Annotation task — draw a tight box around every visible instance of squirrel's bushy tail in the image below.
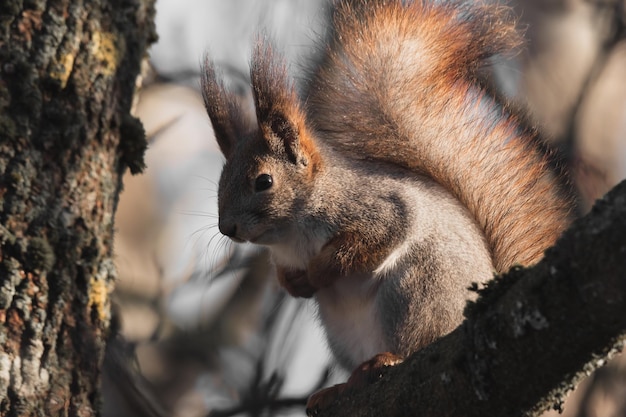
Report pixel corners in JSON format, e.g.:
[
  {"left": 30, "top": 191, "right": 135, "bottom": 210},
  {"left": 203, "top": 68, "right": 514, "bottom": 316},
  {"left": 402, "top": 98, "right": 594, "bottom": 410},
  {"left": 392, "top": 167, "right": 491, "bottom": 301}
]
[{"left": 306, "top": 0, "right": 574, "bottom": 272}]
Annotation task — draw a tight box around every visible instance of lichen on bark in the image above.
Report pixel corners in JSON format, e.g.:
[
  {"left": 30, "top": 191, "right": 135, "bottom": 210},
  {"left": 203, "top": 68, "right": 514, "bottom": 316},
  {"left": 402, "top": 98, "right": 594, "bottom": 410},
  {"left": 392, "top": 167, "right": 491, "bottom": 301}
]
[{"left": 0, "top": 0, "right": 156, "bottom": 415}]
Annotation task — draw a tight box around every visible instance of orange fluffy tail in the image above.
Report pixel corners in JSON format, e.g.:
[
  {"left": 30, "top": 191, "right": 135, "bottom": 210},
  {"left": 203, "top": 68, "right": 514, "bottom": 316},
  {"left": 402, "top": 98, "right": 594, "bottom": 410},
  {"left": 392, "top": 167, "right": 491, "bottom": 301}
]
[{"left": 305, "top": 0, "right": 575, "bottom": 272}]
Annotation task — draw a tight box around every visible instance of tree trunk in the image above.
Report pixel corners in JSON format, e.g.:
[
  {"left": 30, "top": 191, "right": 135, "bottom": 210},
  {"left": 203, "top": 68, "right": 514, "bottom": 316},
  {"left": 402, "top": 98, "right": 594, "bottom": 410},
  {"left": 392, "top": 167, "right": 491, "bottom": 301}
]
[{"left": 0, "top": 0, "right": 156, "bottom": 416}]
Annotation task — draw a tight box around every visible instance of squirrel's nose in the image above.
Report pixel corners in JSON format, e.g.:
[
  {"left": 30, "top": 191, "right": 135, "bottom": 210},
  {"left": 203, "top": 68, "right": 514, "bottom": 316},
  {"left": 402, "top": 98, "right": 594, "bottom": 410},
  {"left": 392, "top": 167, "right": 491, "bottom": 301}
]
[{"left": 218, "top": 220, "right": 237, "bottom": 239}]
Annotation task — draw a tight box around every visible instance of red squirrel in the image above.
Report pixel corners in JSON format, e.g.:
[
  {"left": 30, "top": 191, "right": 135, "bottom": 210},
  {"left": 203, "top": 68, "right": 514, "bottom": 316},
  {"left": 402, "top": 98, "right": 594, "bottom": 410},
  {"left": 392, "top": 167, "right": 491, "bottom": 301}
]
[{"left": 201, "top": 0, "right": 575, "bottom": 412}]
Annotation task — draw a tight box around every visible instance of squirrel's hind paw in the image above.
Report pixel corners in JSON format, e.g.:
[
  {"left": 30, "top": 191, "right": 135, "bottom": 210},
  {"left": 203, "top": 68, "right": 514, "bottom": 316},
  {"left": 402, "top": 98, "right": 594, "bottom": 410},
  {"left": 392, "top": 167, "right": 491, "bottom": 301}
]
[{"left": 306, "top": 352, "right": 404, "bottom": 415}]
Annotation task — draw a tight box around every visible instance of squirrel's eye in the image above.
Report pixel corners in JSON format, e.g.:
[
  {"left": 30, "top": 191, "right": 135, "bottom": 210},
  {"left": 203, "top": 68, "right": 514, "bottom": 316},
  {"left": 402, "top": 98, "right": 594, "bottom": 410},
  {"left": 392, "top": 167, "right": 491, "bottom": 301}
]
[{"left": 254, "top": 174, "right": 273, "bottom": 192}]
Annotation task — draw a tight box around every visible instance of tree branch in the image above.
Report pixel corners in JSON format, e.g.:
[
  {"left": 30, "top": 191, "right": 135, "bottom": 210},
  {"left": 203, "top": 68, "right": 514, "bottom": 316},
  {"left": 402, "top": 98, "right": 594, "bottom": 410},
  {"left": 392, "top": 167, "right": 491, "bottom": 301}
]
[{"left": 312, "top": 180, "right": 626, "bottom": 417}]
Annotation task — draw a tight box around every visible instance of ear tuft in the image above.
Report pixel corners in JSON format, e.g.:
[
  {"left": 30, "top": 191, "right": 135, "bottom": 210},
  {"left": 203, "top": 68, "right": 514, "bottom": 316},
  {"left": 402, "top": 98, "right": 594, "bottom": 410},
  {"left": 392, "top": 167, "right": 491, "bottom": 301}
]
[
  {"left": 251, "top": 38, "right": 321, "bottom": 170},
  {"left": 201, "top": 55, "right": 253, "bottom": 159},
  {"left": 250, "top": 38, "right": 297, "bottom": 125}
]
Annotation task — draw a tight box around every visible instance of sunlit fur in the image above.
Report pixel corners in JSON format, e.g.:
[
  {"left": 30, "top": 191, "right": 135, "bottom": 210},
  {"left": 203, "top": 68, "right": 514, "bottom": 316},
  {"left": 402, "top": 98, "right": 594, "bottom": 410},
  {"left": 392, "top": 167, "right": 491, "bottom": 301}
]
[
  {"left": 306, "top": 0, "right": 575, "bottom": 272},
  {"left": 201, "top": 0, "right": 575, "bottom": 370}
]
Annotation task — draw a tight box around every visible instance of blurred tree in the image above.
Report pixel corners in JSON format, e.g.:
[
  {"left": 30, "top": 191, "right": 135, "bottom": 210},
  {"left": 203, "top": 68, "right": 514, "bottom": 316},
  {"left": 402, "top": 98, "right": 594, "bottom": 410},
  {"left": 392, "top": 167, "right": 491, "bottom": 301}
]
[{"left": 0, "top": 0, "right": 156, "bottom": 415}]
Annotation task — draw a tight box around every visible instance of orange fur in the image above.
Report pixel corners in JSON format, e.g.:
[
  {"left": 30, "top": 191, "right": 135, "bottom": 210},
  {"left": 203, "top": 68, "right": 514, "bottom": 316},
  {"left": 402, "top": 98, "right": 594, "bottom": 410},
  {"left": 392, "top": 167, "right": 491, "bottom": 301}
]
[{"left": 306, "top": 0, "right": 574, "bottom": 272}]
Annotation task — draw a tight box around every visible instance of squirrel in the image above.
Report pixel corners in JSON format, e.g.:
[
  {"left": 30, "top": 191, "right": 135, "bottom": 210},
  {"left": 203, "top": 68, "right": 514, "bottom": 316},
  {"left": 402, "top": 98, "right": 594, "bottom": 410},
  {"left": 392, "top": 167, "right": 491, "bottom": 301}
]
[{"left": 201, "top": 0, "right": 575, "bottom": 411}]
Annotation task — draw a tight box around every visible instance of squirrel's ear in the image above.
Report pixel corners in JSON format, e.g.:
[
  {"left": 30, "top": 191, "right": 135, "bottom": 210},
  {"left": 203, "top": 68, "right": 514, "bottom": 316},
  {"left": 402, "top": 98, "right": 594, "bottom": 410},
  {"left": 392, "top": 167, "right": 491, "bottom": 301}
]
[
  {"left": 201, "top": 56, "right": 252, "bottom": 159},
  {"left": 251, "top": 39, "right": 320, "bottom": 169}
]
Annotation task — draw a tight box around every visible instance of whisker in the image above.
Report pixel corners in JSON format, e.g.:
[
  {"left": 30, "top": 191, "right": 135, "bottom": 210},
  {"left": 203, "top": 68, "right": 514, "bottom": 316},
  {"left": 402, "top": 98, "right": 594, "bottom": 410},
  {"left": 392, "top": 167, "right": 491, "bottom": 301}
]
[
  {"left": 189, "top": 174, "right": 220, "bottom": 188},
  {"left": 178, "top": 210, "right": 220, "bottom": 219}
]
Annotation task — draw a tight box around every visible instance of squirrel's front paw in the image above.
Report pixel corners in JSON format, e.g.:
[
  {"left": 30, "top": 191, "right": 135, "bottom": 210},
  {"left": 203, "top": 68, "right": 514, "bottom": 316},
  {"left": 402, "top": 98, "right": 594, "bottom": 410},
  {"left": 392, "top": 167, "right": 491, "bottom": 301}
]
[
  {"left": 276, "top": 267, "right": 317, "bottom": 298},
  {"left": 306, "top": 244, "right": 343, "bottom": 289}
]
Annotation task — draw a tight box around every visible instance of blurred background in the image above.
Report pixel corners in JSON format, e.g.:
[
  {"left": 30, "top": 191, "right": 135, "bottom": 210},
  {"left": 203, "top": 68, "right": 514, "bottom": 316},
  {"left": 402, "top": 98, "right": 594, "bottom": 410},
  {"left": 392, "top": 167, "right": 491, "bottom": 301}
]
[{"left": 103, "top": 1, "right": 626, "bottom": 416}]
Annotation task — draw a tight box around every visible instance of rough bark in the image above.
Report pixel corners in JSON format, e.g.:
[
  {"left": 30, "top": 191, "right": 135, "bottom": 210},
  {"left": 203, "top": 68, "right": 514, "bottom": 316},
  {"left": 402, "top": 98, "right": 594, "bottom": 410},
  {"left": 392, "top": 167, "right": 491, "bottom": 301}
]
[
  {"left": 312, "top": 179, "right": 626, "bottom": 417},
  {"left": 0, "top": 0, "right": 156, "bottom": 416}
]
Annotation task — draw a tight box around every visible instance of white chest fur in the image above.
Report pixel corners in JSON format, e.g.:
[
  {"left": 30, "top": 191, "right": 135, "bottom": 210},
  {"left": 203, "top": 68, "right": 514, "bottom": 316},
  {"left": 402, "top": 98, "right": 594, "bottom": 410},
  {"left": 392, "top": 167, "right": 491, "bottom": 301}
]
[
  {"left": 267, "top": 226, "right": 389, "bottom": 368},
  {"left": 268, "top": 223, "right": 331, "bottom": 270},
  {"left": 314, "top": 273, "right": 390, "bottom": 370}
]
